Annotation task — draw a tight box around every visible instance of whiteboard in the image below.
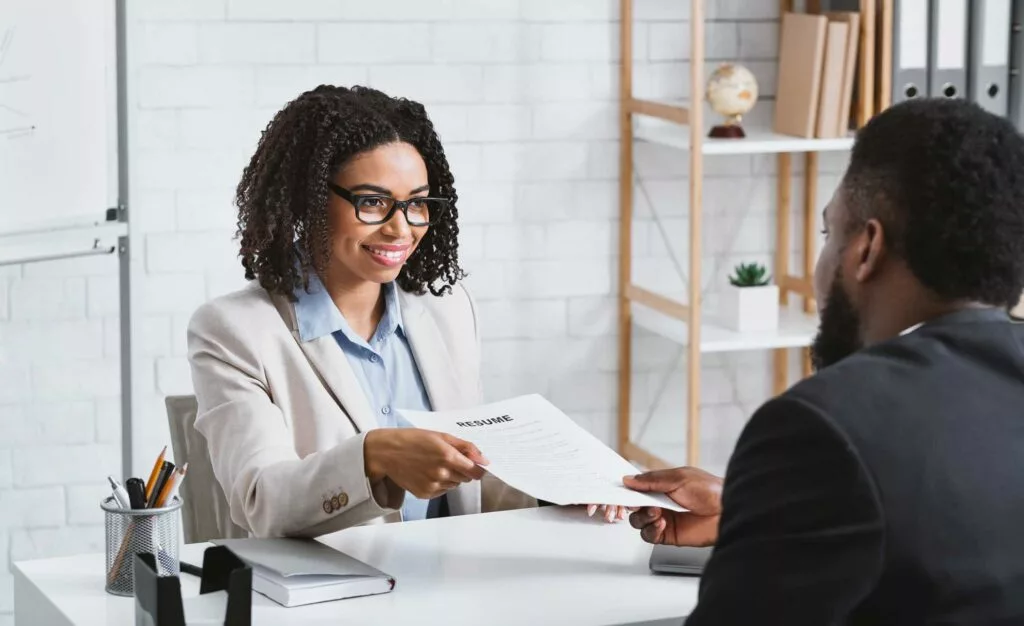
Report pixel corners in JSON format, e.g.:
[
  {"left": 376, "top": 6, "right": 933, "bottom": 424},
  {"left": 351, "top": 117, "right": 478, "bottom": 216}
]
[{"left": 0, "top": 0, "right": 115, "bottom": 235}]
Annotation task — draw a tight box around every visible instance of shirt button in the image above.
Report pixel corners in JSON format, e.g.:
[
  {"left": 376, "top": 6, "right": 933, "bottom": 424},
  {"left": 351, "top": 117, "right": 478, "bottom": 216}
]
[
  {"left": 381, "top": 406, "right": 391, "bottom": 416},
  {"left": 369, "top": 354, "right": 379, "bottom": 363}
]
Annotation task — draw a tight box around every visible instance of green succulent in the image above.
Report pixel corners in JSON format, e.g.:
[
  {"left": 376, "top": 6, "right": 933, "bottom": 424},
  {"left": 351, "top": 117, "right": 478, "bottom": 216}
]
[{"left": 728, "top": 262, "right": 771, "bottom": 287}]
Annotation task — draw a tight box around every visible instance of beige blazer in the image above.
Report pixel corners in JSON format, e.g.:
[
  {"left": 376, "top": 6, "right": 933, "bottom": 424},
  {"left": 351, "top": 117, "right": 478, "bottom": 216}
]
[{"left": 187, "top": 280, "right": 530, "bottom": 538}]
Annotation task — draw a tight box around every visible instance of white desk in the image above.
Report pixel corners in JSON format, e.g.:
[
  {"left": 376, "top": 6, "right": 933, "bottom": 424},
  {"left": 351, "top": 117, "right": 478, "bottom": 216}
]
[{"left": 14, "top": 507, "right": 696, "bottom": 625}]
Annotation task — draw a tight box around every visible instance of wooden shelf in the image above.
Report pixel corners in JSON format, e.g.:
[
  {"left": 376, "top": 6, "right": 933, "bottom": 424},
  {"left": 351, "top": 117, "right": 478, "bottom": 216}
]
[
  {"left": 616, "top": 0, "right": 842, "bottom": 468},
  {"left": 630, "top": 298, "right": 818, "bottom": 353},
  {"left": 634, "top": 114, "right": 855, "bottom": 155}
]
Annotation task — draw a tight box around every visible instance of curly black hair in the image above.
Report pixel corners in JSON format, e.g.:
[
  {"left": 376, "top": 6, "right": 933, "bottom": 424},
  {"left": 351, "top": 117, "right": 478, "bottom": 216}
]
[
  {"left": 841, "top": 97, "right": 1024, "bottom": 308},
  {"left": 235, "top": 84, "right": 465, "bottom": 299}
]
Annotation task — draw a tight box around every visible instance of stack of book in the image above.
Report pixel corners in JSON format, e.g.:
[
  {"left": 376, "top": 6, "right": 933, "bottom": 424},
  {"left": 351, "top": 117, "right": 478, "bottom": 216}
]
[{"left": 774, "top": 10, "right": 862, "bottom": 138}]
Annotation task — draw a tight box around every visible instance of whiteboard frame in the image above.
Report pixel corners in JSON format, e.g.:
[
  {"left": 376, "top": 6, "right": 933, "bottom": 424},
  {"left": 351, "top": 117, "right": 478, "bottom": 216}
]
[{"left": 0, "top": 0, "right": 132, "bottom": 479}]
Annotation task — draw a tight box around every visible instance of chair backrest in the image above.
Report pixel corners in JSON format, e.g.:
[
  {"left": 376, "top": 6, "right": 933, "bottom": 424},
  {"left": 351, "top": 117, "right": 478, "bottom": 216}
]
[{"left": 164, "top": 395, "right": 249, "bottom": 543}]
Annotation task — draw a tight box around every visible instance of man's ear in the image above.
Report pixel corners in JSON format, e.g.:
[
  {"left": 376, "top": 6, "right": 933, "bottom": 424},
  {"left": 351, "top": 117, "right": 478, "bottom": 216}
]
[{"left": 853, "top": 218, "right": 886, "bottom": 283}]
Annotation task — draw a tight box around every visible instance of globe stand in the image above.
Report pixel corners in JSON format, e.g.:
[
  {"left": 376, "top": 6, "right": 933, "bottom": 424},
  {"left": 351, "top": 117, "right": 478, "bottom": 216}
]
[
  {"left": 708, "top": 124, "right": 746, "bottom": 139},
  {"left": 708, "top": 112, "right": 746, "bottom": 139}
]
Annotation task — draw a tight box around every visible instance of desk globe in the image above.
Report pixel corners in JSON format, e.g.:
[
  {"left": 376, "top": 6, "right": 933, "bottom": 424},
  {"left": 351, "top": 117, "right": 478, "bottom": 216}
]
[{"left": 705, "top": 63, "right": 758, "bottom": 138}]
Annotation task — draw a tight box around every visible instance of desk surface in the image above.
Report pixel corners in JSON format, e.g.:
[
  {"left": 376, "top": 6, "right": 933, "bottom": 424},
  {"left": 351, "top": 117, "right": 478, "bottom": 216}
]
[{"left": 14, "top": 506, "right": 697, "bottom": 625}]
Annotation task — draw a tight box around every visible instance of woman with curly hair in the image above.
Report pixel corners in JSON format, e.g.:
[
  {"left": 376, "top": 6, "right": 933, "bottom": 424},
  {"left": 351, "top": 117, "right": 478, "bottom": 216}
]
[
  {"left": 186, "top": 85, "right": 628, "bottom": 538},
  {"left": 185, "top": 85, "right": 509, "bottom": 538}
]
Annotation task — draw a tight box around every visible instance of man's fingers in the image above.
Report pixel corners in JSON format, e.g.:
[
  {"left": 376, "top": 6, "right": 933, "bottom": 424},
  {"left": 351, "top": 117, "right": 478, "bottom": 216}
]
[
  {"left": 629, "top": 507, "right": 663, "bottom": 529},
  {"left": 624, "top": 468, "right": 723, "bottom": 516},
  {"left": 640, "top": 518, "right": 667, "bottom": 544},
  {"left": 636, "top": 511, "right": 719, "bottom": 547},
  {"left": 623, "top": 468, "right": 687, "bottom": 493}
]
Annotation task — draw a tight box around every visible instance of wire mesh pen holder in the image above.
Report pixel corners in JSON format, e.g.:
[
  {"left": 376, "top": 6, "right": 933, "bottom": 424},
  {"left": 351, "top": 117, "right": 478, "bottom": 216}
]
[{"left": 102, "top": 495, "right": 183, "bottom": 597}]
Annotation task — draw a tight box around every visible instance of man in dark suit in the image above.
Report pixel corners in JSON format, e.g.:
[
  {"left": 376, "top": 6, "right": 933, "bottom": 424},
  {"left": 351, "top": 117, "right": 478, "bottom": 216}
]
[{"left": 626, "top": 98, "right": 1024, "bottom": 624}]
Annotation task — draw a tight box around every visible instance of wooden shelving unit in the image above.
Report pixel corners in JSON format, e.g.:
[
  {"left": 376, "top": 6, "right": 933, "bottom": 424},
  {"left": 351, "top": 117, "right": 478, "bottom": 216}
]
[{"left": 616, "top": 0, "right": 874, "bottom": 469}]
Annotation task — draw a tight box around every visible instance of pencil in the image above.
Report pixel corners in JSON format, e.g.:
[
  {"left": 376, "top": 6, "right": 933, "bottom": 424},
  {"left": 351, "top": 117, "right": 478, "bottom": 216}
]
[
  {"left": 146, "top": 461, "right": 175, "bottom": 509},
  {"left": 144, "top": 445, "right": 167, "bottom": 500},
  {"left": 154, "top": 463, "right": 187, "bottom": 509}
]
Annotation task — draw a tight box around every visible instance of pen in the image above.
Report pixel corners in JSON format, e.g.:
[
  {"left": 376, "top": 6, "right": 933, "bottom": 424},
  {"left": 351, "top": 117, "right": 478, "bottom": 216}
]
[
  {"left": 169, "top": 463, "right": 188, "bottom": 501},
  {"left": 125, "top": 477, "right": 146, "bottom": 509},
  {"left": 154, "top": 463, "right": 187, "bottom": 509},
  {"left": 144, "top": 445, "right": 167, "bottom": 501},
  {"left": 107, "top": 476, "right": 131, "bottom": 509},
  {"left": 146, "top": 460, "right": 175, "bottom": 509}
]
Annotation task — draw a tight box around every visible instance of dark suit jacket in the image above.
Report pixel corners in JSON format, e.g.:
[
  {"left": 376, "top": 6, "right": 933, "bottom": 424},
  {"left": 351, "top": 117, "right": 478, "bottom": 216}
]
[{"left": 687, "top": 308, "right": 1024, "bottom": 625}]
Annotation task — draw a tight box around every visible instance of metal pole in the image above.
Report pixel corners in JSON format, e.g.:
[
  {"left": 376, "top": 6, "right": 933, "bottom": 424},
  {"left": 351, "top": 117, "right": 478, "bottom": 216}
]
[{"left": 115, "top": 0, "right": 132, "bottom": 480}]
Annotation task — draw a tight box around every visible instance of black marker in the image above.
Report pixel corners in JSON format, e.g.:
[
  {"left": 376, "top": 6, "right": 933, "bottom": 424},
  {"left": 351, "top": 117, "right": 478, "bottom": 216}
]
[{"left": 125, "top": 477, "right": 146, "bottom": 509}]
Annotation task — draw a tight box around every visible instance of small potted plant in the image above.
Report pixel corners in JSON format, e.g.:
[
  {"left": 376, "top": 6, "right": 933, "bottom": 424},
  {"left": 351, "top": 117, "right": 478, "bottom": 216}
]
[{"left": 719, "top": 261, "right": 778, "bottom": 332}]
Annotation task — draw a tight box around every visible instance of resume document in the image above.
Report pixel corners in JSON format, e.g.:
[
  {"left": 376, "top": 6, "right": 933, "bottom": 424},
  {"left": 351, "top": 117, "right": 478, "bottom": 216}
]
[{"left": 400, "top": 394, "right": 684, "bottom": 512}]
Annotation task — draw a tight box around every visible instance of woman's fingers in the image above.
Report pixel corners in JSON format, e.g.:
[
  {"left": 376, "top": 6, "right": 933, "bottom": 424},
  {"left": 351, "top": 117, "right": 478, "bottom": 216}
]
[{"left": 584, "top": 504, "right": 637, "bottom": 522}]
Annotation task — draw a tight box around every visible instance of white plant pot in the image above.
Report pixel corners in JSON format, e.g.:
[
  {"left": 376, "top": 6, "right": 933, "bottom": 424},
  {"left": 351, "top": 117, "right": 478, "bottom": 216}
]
[{"left": 719, "top": 284, "right": 779, "bottom": 332}]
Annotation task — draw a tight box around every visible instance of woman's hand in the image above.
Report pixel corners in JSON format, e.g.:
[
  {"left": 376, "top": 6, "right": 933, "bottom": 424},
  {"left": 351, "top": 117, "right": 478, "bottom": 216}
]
[
  {"left": 364, "top": 428, "right": 489, "bottom": 500},
  {"left": 586, "top": 504, "right": 638, "bottom": 523}
]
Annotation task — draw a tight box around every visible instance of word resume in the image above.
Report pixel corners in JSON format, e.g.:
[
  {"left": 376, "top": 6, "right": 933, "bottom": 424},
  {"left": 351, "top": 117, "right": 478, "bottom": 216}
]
[{"left": 400, "top": 394, "right": 684, "bottom": 512}]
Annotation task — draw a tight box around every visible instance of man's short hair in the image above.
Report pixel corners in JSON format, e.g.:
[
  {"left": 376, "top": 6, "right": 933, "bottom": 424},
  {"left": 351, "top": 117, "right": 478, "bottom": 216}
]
[{"left": 842, "top": 98, "right": 1024, "bottom": 308}]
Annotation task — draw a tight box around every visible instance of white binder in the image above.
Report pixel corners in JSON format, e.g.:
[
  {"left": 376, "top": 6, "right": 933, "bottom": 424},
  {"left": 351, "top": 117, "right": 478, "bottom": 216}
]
[
  {"left": 894, "top": 0, "right": 930, "bottom": 103},
  {"left": 968, "top": 0, "right": 1012, "bottom": 116},
  {"left": 928, "top": 0, "right": 969, "bottom": 99}
]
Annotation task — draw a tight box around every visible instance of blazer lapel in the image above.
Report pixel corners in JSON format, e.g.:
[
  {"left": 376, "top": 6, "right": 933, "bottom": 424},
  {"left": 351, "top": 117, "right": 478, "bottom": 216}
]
[
  {"left": 272, "top": 291, "right": 379, "bottom": 434},
  {"left": 296, "top": 335, "right": 380, "bottom": 434},
  {"left": 398, "top": 291, "right": 464, "bottom": 411}
]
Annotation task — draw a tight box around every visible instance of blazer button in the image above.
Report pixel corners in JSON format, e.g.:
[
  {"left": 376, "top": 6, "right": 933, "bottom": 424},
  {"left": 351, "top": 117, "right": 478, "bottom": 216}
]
[
  {"left": 323, "top": 500, "right": 332, "bottom": 514},
  {"left": 331, "top": 495, "right": 341, "bottom": 511},
  {"left": 338, "top": 492, "right": 349, "bottom": 508}
]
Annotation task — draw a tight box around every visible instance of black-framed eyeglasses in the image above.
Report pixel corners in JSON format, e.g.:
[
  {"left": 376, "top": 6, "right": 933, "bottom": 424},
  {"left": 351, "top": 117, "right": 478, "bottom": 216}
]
[{"left": 327, "top": 182, "right": 449, "bottom": 226}]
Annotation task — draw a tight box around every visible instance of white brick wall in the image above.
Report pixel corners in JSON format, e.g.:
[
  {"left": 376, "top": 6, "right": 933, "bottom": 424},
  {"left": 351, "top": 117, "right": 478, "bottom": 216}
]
[{"left": 0, "top": 1, "right": 826, "bottom": 618}]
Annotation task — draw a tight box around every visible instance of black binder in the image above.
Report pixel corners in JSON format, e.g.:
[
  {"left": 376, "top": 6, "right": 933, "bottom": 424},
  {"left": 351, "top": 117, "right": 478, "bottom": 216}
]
[{"left": 133, "top": 546, "right": 252, "bottom": 626}]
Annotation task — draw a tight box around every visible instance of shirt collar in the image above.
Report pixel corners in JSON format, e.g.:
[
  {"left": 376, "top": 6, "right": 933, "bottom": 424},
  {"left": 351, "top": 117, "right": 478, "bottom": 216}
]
[
  {"left": 293, "top": 273, "right": 404, "bottom": 344},
  {"left": 898, "top": 307, "right": 1010, "bottom": 337},
  {"left": 900, "top": 323, "right": 923, "bottom": 336}
]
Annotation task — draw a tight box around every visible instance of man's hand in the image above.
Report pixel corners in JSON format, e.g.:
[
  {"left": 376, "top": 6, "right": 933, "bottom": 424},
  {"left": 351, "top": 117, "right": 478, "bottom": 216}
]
[
  {"left": 624, "top": 467, "right": 723, "bottom": 547},
  {"left": 364, "top": 428, "right": 489, "bottom": 500}
]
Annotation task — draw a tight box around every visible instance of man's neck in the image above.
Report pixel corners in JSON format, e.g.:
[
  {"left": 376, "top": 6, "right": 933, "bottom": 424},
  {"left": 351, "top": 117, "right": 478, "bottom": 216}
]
[{"left": 862, "top": 299, "right": 990, "bottom": 346}]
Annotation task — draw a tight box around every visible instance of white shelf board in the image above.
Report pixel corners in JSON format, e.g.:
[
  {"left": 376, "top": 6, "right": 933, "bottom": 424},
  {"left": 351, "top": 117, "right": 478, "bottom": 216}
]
[
  {"left": 0, "top": 220, "right": 126, "bottom": 266},
  {"left": 634, "top": 115, "right": 854, "bottom": 155},
  {"left": 631, "top": 299, "right": 819, "bottom": 353}
]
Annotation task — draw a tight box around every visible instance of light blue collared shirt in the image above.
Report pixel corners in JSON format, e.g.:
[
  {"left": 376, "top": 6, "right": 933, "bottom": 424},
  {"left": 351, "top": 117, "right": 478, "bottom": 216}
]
[{"left": 293, "top": 275, "right": 433, "bottom": 522}]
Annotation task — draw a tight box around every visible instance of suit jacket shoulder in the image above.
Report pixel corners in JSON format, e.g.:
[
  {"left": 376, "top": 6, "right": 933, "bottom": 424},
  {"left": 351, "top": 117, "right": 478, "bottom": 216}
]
[{"left": 188, "top": 281, "right": 291, "bottom": 345}]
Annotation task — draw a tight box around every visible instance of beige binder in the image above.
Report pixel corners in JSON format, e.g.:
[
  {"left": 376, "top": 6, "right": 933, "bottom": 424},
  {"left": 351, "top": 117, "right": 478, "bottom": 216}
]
[
  {"left": 816, "top": 21, "right": 850, "bottom": 137},
  {"left": 775, "top": 12, "right": 830, "bottom": 137},
  {"left": 877, "top": 0, "right": 894, "bottom": 111},
  {"left": 827, "top": 12, "right": 861, "bottom": 136}
]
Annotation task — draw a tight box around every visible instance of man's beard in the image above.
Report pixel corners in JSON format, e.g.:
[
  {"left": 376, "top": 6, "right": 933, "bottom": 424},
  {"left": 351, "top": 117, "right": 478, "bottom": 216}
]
[{"left": 810, "top": 268, "right": 863, "bottom": 371}]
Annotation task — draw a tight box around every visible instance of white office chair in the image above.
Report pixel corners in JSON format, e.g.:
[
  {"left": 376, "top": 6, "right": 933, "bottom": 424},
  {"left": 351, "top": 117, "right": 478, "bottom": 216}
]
[{"left": 164, "top": 395, "right": 248, "bottom": 543}]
